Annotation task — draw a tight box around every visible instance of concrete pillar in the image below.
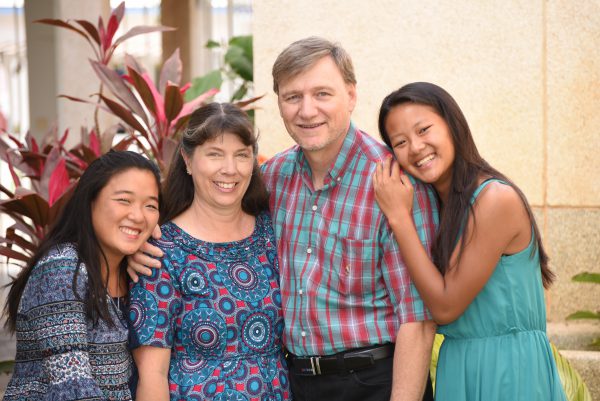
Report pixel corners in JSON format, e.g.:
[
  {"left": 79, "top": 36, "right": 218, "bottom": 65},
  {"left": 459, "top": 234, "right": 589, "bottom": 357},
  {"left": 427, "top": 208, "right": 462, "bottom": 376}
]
[{"left": 161, "top": 0, "right": 192, "bottom": 84}]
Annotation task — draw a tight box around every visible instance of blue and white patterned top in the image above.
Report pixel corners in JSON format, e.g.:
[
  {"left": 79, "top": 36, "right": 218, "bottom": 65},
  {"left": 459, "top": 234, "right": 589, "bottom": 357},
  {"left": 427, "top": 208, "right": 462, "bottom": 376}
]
[
  {"left": 3, "top": 243, "right": 133, "bottom": 401},
  {"left": 128, "top": 211, "right": 290, "bottom": 401}
]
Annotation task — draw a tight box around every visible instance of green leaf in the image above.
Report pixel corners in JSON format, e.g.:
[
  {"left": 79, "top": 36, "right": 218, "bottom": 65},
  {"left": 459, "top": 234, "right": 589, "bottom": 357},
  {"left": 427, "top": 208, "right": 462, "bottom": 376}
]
[
  {"left": 185, "top": 71, "right": 222, "bottom": 102},
  {"left": 225, "top": 45, "right": 253, "bottom": 82},
  {"left": 572, "top": 272, "right": 600, "bottom": 284},
  {"left": 205, "top": 39, "right": 221, "bottom": 49},
  {"left": 229, "top": 35, "right": 252, "bottom": 63},
  {"left": 566, "top": 311, "right": 600, "bottom": 320},
  {"left": 551, "top": 344, "right": 593, "bottom": 401},
  {"left": 230, "top": 84, "right": 248, "bottom": 102}
]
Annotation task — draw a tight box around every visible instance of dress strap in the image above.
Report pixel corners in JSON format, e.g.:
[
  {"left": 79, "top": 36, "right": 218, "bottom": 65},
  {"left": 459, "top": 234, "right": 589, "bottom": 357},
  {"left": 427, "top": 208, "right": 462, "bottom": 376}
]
[{"left": 470, "top": 178, "right": 507, "bottom": 205}]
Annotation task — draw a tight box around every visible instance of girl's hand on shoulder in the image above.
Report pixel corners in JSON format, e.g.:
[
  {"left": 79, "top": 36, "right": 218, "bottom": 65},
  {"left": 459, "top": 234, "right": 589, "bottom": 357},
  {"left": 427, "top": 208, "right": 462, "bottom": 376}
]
[{"left": 373, "top": 156, "right": 414, "bottom": 224}]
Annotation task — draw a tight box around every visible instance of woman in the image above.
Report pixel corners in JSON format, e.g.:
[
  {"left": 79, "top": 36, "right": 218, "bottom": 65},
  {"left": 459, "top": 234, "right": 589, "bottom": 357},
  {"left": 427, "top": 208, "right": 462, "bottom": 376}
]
[
  {"left": 129, "top": 103, "right": 290, "bottom": 400},
  {"left": 3, "top": 150, "right": 160, "bottom": 400},
  {"left": 373, "top": 82, "right": 566, "bottom": 401}
]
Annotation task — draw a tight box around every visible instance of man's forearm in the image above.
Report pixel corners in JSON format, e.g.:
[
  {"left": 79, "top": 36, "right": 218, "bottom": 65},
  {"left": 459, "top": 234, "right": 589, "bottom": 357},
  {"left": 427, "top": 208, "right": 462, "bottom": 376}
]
[{"left": 390, "top": 320, "right": 436, "bottom": 401}]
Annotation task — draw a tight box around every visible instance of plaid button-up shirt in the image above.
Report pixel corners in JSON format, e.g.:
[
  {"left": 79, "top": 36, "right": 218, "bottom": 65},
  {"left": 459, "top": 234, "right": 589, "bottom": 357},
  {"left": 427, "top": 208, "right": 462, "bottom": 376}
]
[{"left": 261, "top": 125, "right": 439, "bottom": 356}]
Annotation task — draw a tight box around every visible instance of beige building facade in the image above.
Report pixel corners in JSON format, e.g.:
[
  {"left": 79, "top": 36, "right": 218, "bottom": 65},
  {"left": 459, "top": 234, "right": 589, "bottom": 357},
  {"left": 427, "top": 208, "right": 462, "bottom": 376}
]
[{"left": 252, "top": 0, "right": 600, "bottom": 322}]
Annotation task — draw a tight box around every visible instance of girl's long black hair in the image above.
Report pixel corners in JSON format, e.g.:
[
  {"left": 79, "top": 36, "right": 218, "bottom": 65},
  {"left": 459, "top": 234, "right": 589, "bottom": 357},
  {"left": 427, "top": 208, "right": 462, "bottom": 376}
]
[
  {"left": 378, "top": 82, "right": 554, "bottom": 288},
  {"left": 4, "top": 150, "right": 161, "bottom": 332}
]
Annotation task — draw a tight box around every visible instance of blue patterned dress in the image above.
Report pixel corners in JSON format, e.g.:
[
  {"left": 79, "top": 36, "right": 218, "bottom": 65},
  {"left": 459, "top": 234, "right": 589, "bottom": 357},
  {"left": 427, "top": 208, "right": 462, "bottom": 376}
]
[
  {"left": 3, "top": 243, "right": 133, "bottom": 401},
  {"left": 128, "top": 211, "right": 290, "bottom": 401}
]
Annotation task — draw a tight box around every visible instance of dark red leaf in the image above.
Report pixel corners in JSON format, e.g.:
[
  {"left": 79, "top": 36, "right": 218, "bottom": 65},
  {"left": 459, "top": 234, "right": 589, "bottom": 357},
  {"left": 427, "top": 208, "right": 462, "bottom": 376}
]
[
  {"left": 112, "top": 26, "right": 175, "bottom": 49},
  {"left": 5, "top": 153, "right": 22, "bottom": 187},
  {"left": 105, "top": 14, "right": 119, "bottom": 50},
  {"left": 74, "top": 19, "right": 100, "bottom": 45},
  {"left": 28, "top": 133, "right": 39, "bottom": 153},
  {"left": 164, "top": 84, "right": 183, "bottom": 125},
  {"left": 173, "top": 114, "right": 191, "bottom": 134},
  {"left": 89, "top": 61, "right": 147, "bottom": 121},
  {"left": 0, "top": 246, "right": 31, "bottom": 263},
  {"left": 126, "top": 66, "right": 157, "bottom": 118},
  {"left": 100, "top": 95, "right": 149, "bottom": 136},
  {"left": 48, "top": 183, "right": 76, "bottom": 224},
  {"left": 57, "top": 94, "right": 113, "bottom": 115},
  {"left": 34, "top": 19, "right": 99, "bottom": 60},
  {"left": 48, "top": 159, "right": 70, "bottom": 207},
  {"left": 0, "top": 182, "right": 15, "bottom": 198},
  {"left": 4, "top": 228, "right": 37, "bottom": 253},
  {"left": 34, "top": 19, "right": 89, "bottom": 40},
  {"left": 7, "top": 132, "right": 24, "bottom": 148},
  {"left": 0, "top": 192, "right": 49, "bottom": 228},
  {"left": 88, "top": 130, "right": 101, "bottom": 157},
  {"left": 59, "top": 128, "right": 69, "bottom": 147},
  {"left": 112, "top": 135, "right": 136, "bottom": 151},
  {"left": 234, "top": 93, "right": 266, "bottom": 110}
]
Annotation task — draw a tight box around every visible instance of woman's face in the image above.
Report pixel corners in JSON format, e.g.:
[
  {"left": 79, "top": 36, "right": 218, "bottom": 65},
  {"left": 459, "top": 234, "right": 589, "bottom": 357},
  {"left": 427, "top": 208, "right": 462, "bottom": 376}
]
[
  {"left": 385, "top": 103, "right": 455, "bottom": 198},
  {"left": 184, "top": 132, "right": 254, "bottom": 212},
  {"left": 91, "top": 168, "right": 159, "bottom": 268}
]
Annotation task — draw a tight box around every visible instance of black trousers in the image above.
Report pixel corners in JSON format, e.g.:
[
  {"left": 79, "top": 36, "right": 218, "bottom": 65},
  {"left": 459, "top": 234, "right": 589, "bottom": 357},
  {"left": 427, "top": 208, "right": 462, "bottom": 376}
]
[{"left": 289, "top": 356, "right": 434, "bottom": 401}]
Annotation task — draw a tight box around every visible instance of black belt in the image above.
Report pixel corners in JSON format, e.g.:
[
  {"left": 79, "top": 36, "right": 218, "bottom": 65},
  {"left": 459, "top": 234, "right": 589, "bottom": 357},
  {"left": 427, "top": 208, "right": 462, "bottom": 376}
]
[{"left": 286, "top": 343, "right": 395, "bottom": 376}]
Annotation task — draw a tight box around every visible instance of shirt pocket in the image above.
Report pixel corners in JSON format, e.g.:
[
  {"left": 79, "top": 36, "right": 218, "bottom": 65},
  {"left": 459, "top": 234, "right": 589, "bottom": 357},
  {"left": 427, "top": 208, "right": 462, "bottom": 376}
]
[{"left": 335, "top": 237, "right": 378, "bottom": 297}]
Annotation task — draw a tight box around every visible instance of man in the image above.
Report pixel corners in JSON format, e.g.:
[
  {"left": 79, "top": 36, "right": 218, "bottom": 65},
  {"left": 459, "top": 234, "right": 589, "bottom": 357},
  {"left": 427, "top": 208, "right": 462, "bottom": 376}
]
[
  {"left": 261, "top": 37, "right": 438, "bottom": 401},
  {"left": 129, "top": 37, "right": 438, "bottom": 401}
]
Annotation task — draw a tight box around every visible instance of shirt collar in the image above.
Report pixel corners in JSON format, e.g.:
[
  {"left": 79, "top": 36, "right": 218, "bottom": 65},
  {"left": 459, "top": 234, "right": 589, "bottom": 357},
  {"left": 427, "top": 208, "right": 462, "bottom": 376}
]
[{"left": 294, "top": 122, "right": 359, "bottom": 189}]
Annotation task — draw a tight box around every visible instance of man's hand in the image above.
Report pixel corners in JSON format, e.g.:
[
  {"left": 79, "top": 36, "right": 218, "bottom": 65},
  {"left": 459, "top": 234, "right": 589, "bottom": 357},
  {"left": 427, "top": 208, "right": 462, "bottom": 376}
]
[{"left": 127, "top": 225, "right": 163, "bottom": 282}]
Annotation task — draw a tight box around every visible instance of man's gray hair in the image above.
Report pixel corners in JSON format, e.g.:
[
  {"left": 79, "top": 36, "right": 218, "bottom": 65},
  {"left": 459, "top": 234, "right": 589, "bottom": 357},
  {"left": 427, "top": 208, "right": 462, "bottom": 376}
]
[{"left": 272, "top": 36, "right": 356, "bottom": 94}]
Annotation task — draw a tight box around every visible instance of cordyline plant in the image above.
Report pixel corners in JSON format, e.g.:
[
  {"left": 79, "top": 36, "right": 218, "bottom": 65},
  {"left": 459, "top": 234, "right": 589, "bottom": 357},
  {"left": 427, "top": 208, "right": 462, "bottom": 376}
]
[
  {"left": 1, "top": 1, "right": 263, "bottom": 268},
  {"left": 34, "top": 1, "right": 175, "bottom": 135},
  {"left": 62, "top": 49, "right": 219, "bottom": 172},
  {"left": 0, "top": 127, "right": 132, "bottom": 264}
]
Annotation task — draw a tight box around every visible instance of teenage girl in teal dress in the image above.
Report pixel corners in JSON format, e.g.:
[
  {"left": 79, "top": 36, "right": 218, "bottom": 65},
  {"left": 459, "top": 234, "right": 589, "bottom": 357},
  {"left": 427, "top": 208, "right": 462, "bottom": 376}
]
[{"left": 373, "top": 82, "right": 567, "bottom": 401}]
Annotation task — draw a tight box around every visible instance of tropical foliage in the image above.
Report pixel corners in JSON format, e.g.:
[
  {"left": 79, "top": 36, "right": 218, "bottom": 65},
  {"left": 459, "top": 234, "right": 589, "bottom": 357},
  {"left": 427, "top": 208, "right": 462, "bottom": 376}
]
[
  {"left": 186, "top": 35, "right": 254, "bottom": 103},
  {"left": 0, "top": 2, "right": 220, "bottom": 266},
  {"left": 0, "top": 129, "right": 108, "bottom": 264},
  {"left": 567, "top": 272, "right": 600, "bottom": 349}
]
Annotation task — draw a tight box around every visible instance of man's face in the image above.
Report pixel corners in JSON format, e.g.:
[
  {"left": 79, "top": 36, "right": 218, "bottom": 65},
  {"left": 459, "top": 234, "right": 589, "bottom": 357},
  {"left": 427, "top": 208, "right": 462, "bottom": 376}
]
[{"left": 277, "top": 56, "right": 357, "bottom": 154}]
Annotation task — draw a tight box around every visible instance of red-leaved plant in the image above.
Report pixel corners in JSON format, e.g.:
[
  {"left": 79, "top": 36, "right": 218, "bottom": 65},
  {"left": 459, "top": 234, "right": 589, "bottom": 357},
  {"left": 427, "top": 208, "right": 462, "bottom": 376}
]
[
  {"left": 34, "top": 1, "right": 175, "bottom": 135},
  {"left": 0, "top": 128, "right": 120, "bottom": 264}
]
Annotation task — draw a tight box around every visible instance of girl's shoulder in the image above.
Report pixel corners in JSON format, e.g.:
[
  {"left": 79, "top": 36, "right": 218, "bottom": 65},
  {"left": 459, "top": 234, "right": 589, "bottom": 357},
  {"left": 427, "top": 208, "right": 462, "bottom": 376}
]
[
  {"left": 34, "top": 243, "right": 82, "bottom": 274},
  {"left": 471, "top": 179, "right": 528, "bottom": 224},
  {"left": 21, "top": 243, "right": 87, "bottom": 311}
]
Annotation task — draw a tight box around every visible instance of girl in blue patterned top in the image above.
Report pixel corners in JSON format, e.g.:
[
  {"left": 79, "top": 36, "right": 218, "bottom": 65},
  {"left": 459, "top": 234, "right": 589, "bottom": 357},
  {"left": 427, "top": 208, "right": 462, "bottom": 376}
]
[
  {"left": 128, "top": 103, "right": 290, "bottom": 400},
  {"left": 3, "top": 150, "right": 160, "bottom": 401}
]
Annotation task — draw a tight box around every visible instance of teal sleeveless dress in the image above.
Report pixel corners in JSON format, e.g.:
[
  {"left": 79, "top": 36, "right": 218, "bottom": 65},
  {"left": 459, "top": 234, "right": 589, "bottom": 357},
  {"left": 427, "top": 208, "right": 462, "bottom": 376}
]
[{"left": 435, "top": 180, "right": 566, "bottom": 401}]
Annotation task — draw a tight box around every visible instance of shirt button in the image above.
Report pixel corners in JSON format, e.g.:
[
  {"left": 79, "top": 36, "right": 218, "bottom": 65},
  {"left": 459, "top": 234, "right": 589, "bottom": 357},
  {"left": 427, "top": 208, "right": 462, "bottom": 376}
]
[
  {"left": 306, "top": 248, "right": 312, "bottom": 254},
  {"left": 301, "top": 331, "right": 306, "bottom": 337},
  {"left": 311, "top": 205, "right": 317, "bottom": 211},
  {"left": 336, "top": 177, "right": 341, "bottom": 182},
  {"left": 299, "top": 289, "right": 303, "bottom": 295},
  {"left": 345, "top": 265, "right": 350, "bottom": 273}
]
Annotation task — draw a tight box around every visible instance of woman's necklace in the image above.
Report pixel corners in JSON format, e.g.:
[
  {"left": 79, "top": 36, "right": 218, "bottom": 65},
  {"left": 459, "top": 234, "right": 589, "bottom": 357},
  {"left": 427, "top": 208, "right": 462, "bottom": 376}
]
[{"left": 107, "top": 272, "right": 122, "bottom": 312}]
